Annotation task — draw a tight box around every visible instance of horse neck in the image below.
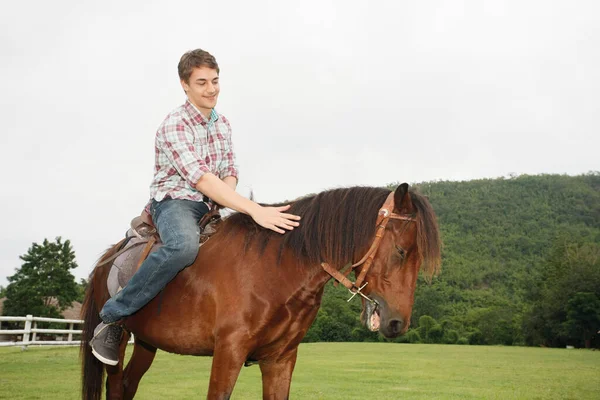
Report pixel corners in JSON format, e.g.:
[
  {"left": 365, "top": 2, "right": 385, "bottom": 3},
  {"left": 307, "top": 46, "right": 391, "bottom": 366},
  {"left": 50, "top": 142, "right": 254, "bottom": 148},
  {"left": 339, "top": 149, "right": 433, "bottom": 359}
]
[
  {"left": 263, "top": 249, "right": 333, "bottom": 308},
  {"left": 278, "top": 218, "right": 378, "bottom": 299}
]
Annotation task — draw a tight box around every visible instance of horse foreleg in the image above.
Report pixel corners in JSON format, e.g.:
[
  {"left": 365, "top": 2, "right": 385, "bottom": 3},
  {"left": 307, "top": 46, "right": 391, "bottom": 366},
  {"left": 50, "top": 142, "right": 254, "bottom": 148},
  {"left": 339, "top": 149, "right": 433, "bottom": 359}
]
[
  {"left": 105, "top": 331, "right": 131, "bottom": 400},
  {"left": 259, "top": 349, "right": 298, "bottom": 400},
  {"left": 207, "top": 340, "right": 249, "bottom": 400},
  {"left": 122, "top": 338, "right": 157, "bottom": 400}
]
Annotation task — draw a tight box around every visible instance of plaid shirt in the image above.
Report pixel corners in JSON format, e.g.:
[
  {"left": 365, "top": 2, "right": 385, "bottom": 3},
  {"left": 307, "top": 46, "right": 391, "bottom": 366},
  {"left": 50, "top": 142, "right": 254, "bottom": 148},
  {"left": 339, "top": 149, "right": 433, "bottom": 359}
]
[{"left": 149, "top": 100, "right": 239, "bottom": 203}]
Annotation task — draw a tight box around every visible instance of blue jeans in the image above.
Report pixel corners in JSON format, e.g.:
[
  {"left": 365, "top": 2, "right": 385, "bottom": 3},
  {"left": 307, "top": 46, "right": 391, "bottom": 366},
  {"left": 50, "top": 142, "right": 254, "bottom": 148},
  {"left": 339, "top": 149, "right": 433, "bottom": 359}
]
[{"left": 100, "top": 198, "right": 209, "bottom": 323}]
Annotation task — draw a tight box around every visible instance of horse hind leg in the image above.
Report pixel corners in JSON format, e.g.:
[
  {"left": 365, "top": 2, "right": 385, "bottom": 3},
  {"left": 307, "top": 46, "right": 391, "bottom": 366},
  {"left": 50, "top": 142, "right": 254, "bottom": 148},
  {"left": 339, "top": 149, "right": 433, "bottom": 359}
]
[
  {"left": 122, "top": 338, "right": 157, "bottom": 400},
  {"left": 104, "top": 331, "right": 131, "bottom": 400}
]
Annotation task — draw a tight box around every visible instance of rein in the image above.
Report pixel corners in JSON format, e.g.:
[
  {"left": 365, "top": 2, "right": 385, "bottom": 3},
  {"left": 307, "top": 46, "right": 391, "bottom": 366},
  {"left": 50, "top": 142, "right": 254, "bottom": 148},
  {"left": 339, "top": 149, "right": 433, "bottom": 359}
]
[{"left": 320, "top": 192, "right": 415, "bottom": 304}]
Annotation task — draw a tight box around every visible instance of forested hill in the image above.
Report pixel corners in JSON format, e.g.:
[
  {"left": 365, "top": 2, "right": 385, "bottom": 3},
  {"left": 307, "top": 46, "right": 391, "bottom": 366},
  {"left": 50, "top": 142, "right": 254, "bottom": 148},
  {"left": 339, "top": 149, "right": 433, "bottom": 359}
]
[
  {"left": 306, "top": 173, "right": 600, "bottom": 348},
  {"left": 415, "top": 173, "right": 599, "bottom": 295}
]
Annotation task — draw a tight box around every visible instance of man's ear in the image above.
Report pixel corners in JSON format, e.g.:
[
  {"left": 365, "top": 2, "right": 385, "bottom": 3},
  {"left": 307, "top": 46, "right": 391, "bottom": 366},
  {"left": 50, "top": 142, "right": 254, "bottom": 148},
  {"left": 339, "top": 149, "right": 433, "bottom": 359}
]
[
  {"left": 180, "top": 79, "right": 189, "bottom": 93},
  {"left": 393, "top": 183, "right": 413, "bottom": 214}
]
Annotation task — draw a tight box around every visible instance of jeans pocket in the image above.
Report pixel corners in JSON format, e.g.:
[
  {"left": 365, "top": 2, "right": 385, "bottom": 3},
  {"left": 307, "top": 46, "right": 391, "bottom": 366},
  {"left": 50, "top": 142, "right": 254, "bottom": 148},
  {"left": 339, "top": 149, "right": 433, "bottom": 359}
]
[{"left": 152, "top": 197, "right": 177, "bottom": 221}]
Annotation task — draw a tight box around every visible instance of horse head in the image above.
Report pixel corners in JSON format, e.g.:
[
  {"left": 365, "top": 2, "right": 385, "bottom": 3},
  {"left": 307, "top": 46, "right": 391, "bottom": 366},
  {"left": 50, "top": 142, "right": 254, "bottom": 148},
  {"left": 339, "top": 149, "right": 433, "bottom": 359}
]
[{"left": 356, "top": 183, "right": 441, "bottom": 338}]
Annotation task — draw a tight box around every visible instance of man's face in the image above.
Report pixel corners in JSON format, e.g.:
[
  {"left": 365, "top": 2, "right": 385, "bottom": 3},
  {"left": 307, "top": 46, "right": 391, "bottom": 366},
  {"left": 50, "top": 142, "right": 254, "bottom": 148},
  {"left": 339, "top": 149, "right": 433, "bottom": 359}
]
[{"left": 181, "top": 66, "right": 220, "bottom": 113}]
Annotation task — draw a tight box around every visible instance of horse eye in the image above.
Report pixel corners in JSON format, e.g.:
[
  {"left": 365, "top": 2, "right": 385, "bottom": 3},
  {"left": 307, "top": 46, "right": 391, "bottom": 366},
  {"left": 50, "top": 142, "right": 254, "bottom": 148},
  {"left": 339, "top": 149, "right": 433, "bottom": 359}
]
[{"left": 395, "top": 245, "right": 406, "bottom": 259}]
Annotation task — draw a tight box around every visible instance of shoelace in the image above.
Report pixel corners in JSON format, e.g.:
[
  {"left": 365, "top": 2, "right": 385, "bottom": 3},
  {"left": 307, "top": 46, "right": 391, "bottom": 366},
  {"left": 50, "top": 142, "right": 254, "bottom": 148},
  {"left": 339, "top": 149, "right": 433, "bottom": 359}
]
[{"left": 106, "top": 325, "right": 123, "bottom": 344}]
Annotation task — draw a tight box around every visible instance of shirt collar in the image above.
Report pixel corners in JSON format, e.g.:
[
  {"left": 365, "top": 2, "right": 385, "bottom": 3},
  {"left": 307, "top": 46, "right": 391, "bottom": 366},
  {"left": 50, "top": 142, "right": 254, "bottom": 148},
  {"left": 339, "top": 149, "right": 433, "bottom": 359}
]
[{"left": 184, "top": 99, "right": 219, "bottom": 127}]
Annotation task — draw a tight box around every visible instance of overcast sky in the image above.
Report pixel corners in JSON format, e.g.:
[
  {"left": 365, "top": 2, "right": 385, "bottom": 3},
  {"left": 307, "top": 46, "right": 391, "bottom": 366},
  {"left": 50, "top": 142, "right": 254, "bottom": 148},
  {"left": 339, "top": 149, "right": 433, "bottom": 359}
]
[{"left": 0, "top": 0, "right": 598, "bottom": 287}]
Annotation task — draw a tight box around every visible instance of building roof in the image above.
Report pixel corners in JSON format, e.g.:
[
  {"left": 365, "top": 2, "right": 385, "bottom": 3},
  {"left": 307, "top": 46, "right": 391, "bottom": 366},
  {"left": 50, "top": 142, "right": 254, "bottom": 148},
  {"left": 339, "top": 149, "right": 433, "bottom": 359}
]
[{"left": 0, "top": 297, "right": 82, "bottom": 320}]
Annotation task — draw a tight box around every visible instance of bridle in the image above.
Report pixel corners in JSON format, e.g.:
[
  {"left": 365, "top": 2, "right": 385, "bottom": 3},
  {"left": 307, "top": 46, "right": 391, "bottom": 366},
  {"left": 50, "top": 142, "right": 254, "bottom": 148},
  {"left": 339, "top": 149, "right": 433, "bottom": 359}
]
[{"left": 320, "top": 192, "right": 415, "bottom": 304}]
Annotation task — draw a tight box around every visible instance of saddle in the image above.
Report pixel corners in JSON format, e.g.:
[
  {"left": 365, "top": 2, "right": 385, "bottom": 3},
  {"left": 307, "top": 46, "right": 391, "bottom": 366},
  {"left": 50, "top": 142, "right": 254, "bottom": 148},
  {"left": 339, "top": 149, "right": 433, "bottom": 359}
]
[{"left": 105, "top": 204, "right": 222, "bottom": 297}]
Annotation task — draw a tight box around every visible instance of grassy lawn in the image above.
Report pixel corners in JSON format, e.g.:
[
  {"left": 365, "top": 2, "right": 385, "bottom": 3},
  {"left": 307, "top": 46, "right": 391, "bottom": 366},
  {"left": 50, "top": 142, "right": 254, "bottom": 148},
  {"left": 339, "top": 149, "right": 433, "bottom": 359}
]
[{"left": 0, "top": 343, "right": 598, "bottom": 399}]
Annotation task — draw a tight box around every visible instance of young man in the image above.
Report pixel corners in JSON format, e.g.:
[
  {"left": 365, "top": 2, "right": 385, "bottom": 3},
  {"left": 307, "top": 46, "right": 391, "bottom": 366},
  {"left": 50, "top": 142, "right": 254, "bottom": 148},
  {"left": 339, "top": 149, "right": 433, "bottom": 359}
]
[{"left": 90, "top": 49, "right": 301, "bottom": 365}]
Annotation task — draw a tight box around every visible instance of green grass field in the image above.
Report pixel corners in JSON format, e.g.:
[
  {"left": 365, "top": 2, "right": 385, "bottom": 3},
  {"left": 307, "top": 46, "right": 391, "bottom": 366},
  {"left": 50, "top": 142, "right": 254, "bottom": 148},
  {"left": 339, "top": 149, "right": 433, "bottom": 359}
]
[{"left": 0, "top": 343, "right": 598, "bottom": 399}]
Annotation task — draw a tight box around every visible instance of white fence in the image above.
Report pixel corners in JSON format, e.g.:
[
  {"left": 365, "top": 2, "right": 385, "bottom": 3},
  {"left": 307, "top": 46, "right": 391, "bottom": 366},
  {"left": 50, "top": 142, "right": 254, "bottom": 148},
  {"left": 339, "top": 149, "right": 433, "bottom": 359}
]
[
  {"left": 0, "top": 315, "right": 133, "bottom": 349},
  {"left": 0, "top": 315, "right": 83, "bottom": 349}
]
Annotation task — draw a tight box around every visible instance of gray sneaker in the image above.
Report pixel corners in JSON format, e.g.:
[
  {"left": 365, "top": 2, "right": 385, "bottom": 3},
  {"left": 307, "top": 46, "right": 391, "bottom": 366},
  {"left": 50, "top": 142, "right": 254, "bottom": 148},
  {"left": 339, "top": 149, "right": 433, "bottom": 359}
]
[{"left": 90, "top": 322, "right": 122, "bottom": 366}]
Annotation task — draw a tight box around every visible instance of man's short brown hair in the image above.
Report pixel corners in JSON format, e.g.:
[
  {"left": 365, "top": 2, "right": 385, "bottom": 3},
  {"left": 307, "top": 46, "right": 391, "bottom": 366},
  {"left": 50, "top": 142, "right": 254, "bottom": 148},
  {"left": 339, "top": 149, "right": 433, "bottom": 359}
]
[{"left": 178, "top": 49, "right": 220, "bottom": 83}]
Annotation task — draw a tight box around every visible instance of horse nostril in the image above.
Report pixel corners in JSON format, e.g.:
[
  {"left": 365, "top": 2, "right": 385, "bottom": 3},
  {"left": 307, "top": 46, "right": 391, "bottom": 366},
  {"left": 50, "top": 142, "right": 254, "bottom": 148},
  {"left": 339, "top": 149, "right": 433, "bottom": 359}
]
[{"left": 389, "top": 318, "right": 403, "bottom": 334}]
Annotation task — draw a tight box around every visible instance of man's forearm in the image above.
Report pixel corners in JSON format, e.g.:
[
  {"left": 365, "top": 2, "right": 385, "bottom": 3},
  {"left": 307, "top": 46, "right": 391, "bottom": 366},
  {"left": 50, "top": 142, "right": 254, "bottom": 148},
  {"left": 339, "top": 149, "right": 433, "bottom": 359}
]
[
  {"left": 196, "top": 173, "right": 257, "bottom": 216},
  {"left": 222, "top": 176, "right": 237, "bottom": 192}
]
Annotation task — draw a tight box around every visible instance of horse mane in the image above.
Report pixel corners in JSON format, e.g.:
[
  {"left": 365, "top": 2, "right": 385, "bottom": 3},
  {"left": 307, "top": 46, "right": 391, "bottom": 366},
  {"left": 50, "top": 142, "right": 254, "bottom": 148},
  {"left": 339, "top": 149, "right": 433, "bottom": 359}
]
[
  {"left": 219, "top": 186, "right": 441, "bottom": 278},
  {"left": 409, "top": 190, "right": 442, "bottom": 279}
]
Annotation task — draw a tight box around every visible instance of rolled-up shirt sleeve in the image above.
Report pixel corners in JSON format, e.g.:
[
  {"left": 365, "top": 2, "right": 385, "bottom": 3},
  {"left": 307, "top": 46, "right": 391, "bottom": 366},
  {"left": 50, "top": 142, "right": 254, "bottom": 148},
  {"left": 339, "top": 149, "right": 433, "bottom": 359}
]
[
  {"left": 218, "top": 119, "right": 239, "bottom": 180},
  {"left": 156, "top": 119, "right": 211, "bottom": 188}
]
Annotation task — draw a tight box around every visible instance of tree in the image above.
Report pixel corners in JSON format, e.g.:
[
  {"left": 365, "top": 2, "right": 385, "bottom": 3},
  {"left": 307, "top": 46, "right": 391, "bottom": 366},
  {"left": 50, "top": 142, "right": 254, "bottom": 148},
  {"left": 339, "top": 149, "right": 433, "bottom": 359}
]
[
  {"left": 525, "top": 238, "right": 600, "bottom": 347},
  {"left": 76, "top": 278, "right": 89, "bottom": 303},
  {"left": 443, "top": 329, "right": 459, "bottom": 344},
  {"left": 563, "top": 292, "right": 600, "bottom": 348},
  {"left": 417, "top": 315, "right": 439, "bottom": 343},
  {"left": 2, "top": 237, "right": 79, "bottom": 318},
  {"left": 406, "top": 329, "right": 422, "bottom": 343}
]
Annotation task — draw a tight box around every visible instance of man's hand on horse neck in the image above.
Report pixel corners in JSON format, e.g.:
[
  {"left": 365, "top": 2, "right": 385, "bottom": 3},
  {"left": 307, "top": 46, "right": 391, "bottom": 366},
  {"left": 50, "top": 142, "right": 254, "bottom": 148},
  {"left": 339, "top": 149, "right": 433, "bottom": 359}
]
[{"left": 195, "top": 173, "right": 301, "bottom": 234}]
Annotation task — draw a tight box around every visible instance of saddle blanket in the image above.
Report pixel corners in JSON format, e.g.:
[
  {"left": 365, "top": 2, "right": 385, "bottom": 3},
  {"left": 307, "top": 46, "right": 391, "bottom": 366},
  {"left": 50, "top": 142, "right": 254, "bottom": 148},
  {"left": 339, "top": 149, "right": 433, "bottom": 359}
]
[{"left": 107, "top": 229, "right": 162, "bottom": 297}]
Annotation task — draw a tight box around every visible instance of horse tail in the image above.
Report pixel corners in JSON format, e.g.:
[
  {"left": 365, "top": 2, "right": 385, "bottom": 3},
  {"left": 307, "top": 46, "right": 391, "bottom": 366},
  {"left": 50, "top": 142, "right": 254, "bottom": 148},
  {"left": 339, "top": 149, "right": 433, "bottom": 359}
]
[
  {"left": 80, "top": 242, "right": 123, "bottom": 400},
  {"left": 80, "top": 275, "right": 104, "bottom": 400}
]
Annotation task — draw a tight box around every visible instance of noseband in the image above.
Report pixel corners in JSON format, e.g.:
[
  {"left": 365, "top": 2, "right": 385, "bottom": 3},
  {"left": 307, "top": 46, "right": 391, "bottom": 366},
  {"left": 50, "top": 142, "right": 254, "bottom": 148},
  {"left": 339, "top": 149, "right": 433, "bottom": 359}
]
[{"left": 320, "top": 192, "right": 415, "bottom": 304}]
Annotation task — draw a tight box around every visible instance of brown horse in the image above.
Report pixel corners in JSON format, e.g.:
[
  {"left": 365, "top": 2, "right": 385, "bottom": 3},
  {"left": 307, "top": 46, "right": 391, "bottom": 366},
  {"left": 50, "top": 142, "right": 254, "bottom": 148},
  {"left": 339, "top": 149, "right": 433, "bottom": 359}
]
[{"left": 80, "top": 183, "right": 441, "bottom": 400}]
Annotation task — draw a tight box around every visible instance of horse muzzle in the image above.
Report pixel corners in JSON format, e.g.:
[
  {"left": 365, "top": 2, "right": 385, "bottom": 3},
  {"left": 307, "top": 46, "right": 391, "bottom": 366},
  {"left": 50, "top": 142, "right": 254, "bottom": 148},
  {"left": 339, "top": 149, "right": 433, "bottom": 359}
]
[
  {"left": 364, "top": 300, "right": 381, "bottom": 332},
  {"left": 363, "top": 295, "right": 409, "bottom": 338}
]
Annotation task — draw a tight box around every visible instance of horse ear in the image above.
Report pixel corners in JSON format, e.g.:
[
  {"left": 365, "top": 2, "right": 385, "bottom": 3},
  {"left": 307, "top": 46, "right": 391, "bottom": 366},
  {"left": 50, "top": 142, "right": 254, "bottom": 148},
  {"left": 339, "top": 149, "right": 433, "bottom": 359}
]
[{"left": 394, "top": 183, "right": 413, "bottom": 213}]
